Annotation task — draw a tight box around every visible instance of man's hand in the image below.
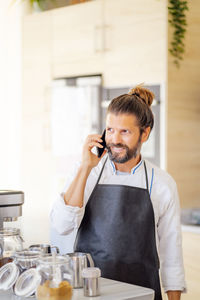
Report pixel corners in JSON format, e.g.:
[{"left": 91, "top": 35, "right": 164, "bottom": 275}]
[
  {"left": 167, "top": 290, "right": 181, "bottom": 300},
  {"left": 81, "top": 134, "right": 107, "bottom": 169},
  {"left": 64, "top": 134, "right": 107, "bottom": 207}
]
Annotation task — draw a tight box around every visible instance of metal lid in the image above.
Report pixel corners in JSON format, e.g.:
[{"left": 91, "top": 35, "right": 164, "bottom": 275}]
[
  {"left": 0, "top": 228, "right": 21, "bottom": 237},
  {"left": 0, "top": 190, "right": 24, "bottom": 206},
  {"left": 82, "top": 267, "right": 101, "bottom": 278},
  {"left": 14, "top": 268, "right": 41, "bottom": 297},
  {"left": 14, "top": 249, "right": 41, "bottom": 260},
  {"left": 0, "top": 262, "right": 19, "bottom": 290}
]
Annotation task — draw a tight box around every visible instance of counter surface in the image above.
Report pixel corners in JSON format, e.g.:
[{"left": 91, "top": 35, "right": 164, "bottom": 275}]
[
  {"left": 182, "top": 225, "right": 200, "bottom": 234},
  {"left": 0, "top": 277, "right": 154, "bottom": 300}
]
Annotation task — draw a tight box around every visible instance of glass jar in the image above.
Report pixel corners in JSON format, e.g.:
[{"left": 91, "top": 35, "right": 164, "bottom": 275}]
[
  {"left": 0, "top": 228, "right": 23, "bottom": 267},
  {"left": 14, "top": 249, "right": 41, "bottom": 272},
  {"left": 36, "top": 255, "right": 73, "bottom": 300}
]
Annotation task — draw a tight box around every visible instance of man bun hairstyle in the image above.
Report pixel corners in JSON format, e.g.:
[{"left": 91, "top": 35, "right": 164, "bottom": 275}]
[
  {"left": 128, "top": 85, "right": 154, "bottom": 107},
  {"left": 107, "top": 84, "right": 154, "bottom": 133}
]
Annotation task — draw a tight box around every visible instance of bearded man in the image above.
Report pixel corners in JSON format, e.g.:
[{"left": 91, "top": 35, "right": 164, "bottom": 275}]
[{"left": 50, "top": 86, "right": 186, "bottom": 300}]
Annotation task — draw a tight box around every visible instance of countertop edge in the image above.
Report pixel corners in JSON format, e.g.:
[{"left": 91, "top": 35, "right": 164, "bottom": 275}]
[{"left": 181, "top": 224, "right": 200, "bottom": 234}]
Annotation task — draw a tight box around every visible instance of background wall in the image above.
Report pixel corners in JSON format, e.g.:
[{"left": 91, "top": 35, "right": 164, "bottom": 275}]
[
  {"left": 167, "top": 0, "right": 200, "bottom": 208},
  {"left": 0, "top": 1, "right": 22, "bottom": 190}
]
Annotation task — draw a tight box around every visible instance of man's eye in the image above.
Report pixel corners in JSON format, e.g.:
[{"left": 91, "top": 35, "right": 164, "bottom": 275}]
[
  {"left": 121, "top": 130, "right": 129, "bottom": 134},
  {"left": 107, "top": 128, "right": 113, "bottom": 133}
]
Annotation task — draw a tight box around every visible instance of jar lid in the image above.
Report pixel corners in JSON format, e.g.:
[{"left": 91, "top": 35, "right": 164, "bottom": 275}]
[
  {"left": 0, "top": 262, "right": 19, "bottom": 290},
  {"left": 82, "top": 267, "right": 101, "bottom": 278},
  {"left": 14, "top": 268, "right": 41, "bottom": 297},
  {"left": 14, "top": 249, "right": 41, "bottom": 262},
  {"left": 0, "top": 228, "right": 20, "bottom": 236},
  {"left": 38, "top": 254, "right": 69, "bottom": 266}
]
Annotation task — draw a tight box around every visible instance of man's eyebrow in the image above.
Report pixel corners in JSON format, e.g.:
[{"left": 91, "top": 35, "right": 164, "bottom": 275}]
[{"left": 106, "top": 127, "right": 130, "bottom": 130}]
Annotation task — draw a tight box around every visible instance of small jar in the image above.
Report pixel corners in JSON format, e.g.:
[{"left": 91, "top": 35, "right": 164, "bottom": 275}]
[
  {"left": 82, "top": 267, "right": 101, "bottom": 297},
  {"left": 0, "top": 228, "right": 23, "bottom": 267},
  {"left": 14, "top": 249, "right": 41, "bottom": 272},
  {"left": 36, "top": 255, "right": 73, "bottom": 300}
]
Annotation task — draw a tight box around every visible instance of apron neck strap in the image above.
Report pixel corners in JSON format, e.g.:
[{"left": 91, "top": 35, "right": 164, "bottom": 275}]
[
  {"left": 96, "top": 157, "right": 149, "bottom": 192},
  {"left": 143, "top": 160, "right": 149, "bottom": 191},
  {"left": 96, "top": 156, "right": 108, "bottom": 186}
]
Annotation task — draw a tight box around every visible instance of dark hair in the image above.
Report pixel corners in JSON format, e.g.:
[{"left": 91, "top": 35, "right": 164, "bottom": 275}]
[{"left": 107, "top": 85, "right": 154, "bottom": 133}]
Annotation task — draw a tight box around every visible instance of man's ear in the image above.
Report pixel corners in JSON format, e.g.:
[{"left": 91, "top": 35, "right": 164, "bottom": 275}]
[{"left": 141, "top": 127, "right": 151, "bottom": 143}]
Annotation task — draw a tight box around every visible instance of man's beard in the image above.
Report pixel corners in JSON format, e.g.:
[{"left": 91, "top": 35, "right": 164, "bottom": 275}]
[{"left": 106, "top": 135, "right": 142, "bottom": 164}]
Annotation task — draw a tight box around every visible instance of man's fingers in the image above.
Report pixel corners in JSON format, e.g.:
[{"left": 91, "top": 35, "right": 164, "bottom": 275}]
[
  {"left": 88, "top": 142, "right": 103, "bottom": 149},
  {"left": 87, "top": 134, "right": 103, "bottom": 143}
]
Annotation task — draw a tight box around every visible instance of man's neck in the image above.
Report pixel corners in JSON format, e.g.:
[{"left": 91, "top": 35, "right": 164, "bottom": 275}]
[{"left": 114, "top": 154, "right": 142, "bottom": 173}]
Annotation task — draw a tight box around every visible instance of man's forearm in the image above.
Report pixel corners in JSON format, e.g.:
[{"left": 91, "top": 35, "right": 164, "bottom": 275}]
[
  {"left": 167, "top": 290, "right": 181, "bottom": 300},
  {"left": 64, "top": 164, "right": 92, "bottom": 208}
]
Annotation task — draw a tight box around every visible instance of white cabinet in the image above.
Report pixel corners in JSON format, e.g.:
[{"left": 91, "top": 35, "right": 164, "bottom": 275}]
[
  {"left": 51, "top": 0, "right": 166, "bottom": 84},
  {"left": 23, "top": 0, "right": 166, "bottom": 83},
  {"left": 52, "top": 1, "right": 104, "bottom": 77},
  {"left": 103, "top": 0, "right": 166, "bottom": 85}
]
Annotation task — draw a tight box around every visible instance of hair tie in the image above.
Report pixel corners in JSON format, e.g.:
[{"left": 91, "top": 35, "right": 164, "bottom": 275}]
[
  {"left": 131, "top": 92, "right": 140, "bottom": 97},
  {"left": 131, "top": 92, "right": 146, "bottom": 104}
]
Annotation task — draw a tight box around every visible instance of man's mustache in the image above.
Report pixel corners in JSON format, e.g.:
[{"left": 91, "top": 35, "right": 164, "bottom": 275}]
[{"left": 106, "top": 143, "right": 128, "bottom": 149}]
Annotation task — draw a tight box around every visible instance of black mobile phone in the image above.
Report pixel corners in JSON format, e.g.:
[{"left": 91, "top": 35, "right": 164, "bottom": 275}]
[{"left": 97, "top": 129, "right": 106, "bottom": 158}]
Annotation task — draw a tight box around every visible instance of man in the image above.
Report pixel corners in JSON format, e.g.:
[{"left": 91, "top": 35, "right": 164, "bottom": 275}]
[{"left": 50, "top": 86, "right": 186, "bottom": 300}]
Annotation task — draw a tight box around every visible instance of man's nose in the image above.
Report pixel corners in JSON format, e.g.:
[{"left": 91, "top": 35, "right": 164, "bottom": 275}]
[{"left": 112, "top": 132, "right": 122, "bottom": 144}]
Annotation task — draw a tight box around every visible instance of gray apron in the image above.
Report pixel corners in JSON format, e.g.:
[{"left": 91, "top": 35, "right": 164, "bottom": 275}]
[{"left": 75, "top": 158, "right": 162, "bottom": 300}]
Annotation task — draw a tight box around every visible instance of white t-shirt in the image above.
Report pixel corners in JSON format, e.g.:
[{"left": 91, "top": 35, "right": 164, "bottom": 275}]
[{"left": 50, "top": 155, "right": 186, "bottom": 293}]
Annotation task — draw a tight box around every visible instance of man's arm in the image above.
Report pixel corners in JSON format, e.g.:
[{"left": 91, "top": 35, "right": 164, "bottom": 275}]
[
  {"left": 64, "top": 134, "right": 106, "bottom": 208},
  {"left": 157, "top": 180, "right": 186, "bottom": 295},
  {"left": 64, "top": 164, "right": 92, "bottom": 207},
  {"left": 167, "top": 290, "right": 181, "bottom": 300}
]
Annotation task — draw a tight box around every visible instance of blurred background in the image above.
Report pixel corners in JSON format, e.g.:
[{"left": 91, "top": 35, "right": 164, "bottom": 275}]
[{"left": 0, "top": 0, "right": 199, "bottom": 298}]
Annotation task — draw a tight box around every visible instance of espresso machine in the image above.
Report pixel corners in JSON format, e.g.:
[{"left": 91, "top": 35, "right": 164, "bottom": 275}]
[
  {"left": 0, "top": 190, "right": 24, "bottom": 229},
  {"left": 0, "top": 191, "right": 24, "bottom": 272}
]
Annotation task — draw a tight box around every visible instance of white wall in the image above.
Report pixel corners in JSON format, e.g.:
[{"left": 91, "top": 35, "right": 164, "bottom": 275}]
[{"left": 0, "top": 1, "right": 22, "bottom": 189}]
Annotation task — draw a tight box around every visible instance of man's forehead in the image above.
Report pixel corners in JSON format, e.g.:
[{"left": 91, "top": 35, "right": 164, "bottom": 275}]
[{"left": 106, "top": 113, "right": 138, "bottom": 127}]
